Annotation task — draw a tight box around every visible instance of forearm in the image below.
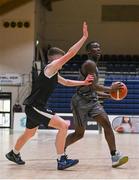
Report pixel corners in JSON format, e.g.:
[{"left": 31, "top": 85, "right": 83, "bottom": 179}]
[
  {"left": 58, "top": 73, "right": 93, "bottom": 87},
  {"left": 50, "top": 22, "right": 88, "bottom": 70},
  {"left": 97, "top": 91, "right": 111, "bottom": 99},
  {"left": 54, "top": 36, "right": 87, "bottom": 69},
  {"left": 64, "top": 79, "right": 85, "bottom": 87},
  {"left": 68, "top": 36, "right": 87, "bottom": 57},
  {"left": 93, "top": 84, "right": 111, "bottom": 92}
]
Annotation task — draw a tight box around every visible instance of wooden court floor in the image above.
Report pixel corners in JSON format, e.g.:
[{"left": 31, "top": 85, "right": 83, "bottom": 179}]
[{"left": 0, "top": 129, "right": 139, "bottom": 179}]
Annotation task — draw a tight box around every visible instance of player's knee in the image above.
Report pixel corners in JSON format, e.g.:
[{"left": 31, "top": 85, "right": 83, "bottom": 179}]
[{"left": 59, "top": 121, "right": 69, "bottom": 131}]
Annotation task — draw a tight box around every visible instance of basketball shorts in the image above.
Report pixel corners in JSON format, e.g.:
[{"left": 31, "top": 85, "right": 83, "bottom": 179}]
[
  {"left": 25, "top": 105, "right": 55, "bottom": 129},
  {"left": 71, "top": 93, "right": 106, "bottom": 128}
]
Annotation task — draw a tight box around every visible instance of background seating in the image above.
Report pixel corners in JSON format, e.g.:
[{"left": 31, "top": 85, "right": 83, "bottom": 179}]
[{"left": 47, "top": 54, "right": 139, "bottom": 115}]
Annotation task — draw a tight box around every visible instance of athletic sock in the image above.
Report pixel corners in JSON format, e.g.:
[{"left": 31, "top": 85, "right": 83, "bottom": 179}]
[
  {"left": 13, "top": 149, "right": 19, "bottom": 155},
  {"left": 111, "top": 150, "right": 116, "bottom": 156},
  {"left": 64, "top": 149, "right": 67, "bottom": 155},
  {"left": 57, "top": 153, "right": 65, "bottom": 160}
]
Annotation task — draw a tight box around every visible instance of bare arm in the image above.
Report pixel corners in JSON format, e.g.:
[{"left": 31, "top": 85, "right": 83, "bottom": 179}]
[
  {"left": 93, "top": 82, "right": 123, "bottom": 93},
  {"left": 82, "top": 60, "right": 123, "bottom": 92},
  {"left": 93, "top": 83, "right": 111, "bottom": 92},
  {"left": 97, "top": 91, "right": 111, "bottom": 99},
  {"left": 45, "top": 22, "right": 88, "bottom": 76},
  {"left": 58, "top": 74, "right": 94, "bottom": 87}
]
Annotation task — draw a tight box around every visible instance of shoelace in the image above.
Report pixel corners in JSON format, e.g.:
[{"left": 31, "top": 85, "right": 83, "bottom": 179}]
[
  {"left": 16, "top": 153, "right": 22, "bottom": 161},
  {"left": 62, "top": 155, "right": 68, "bottom": 161}
]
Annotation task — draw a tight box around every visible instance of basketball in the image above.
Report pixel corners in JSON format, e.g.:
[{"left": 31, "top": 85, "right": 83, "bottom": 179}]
[{"left": 110, "top": 82, "right": 128, "bottom": 100}]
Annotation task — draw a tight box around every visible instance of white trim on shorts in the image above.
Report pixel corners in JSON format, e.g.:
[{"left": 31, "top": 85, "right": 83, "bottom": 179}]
[{"left": 33, "top": 107, "right": 54, "bottom": 119}]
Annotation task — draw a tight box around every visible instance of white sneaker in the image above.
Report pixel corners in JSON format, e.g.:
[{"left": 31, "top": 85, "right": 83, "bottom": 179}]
[{"left": 111, "top": 151, "right": 128, "bottom": 168}]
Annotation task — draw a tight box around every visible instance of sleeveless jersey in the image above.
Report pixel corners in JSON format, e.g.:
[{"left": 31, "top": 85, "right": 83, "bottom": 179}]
[{"left": 23, "top": 68, "right": 58, "bottom": 110}]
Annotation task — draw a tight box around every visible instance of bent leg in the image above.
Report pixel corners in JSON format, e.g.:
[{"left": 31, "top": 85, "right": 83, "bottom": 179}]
[
  {"left": 93, "top": 113, "right": 116, "bottom": 153},
  {"left": 48, "top": 114, "right": 69, "bottom": 154},
  {"left": 6, "top": 127, "right": 38, "bottom": 165},
  {"left": 65, "top": 126, "right": 85, "bottom": 149},
  {"left": 49, "top": 114, "right": 79, "bottom": 170},
  {"left": 14, "top": 127, "right": 38, "bottom": 151}
]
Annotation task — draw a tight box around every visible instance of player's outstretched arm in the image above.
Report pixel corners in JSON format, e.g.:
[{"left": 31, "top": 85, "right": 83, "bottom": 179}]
[
  {"left": 49, "top": 22, "right": 88, "bottom": 71},
  {"left": 58, "top": 74, "right": 94, "bottom": 87}
]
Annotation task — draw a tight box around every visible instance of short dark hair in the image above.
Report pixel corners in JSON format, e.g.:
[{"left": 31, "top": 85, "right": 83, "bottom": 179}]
[
  {"left": 47, "top": 47, "right": 65, "bottom": 57},
  {"left": 85, "top": 41, "right": 98, "bottom": 52}
]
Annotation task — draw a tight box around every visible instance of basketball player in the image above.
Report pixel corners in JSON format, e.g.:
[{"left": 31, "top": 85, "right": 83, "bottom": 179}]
[
  {"left": 5, "top": 22, "right": 94, "bottom": 170},
  {"left": 65, "top": 41, "right": 128, "bottom": 168}
]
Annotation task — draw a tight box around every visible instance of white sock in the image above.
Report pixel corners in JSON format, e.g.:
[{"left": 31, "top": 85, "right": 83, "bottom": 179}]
[
  {"left": 57, "top": 153, "right": 65, "bottom": 160},
  {"left": 13, "top": 149, "right": 19, "bottom": 155}
]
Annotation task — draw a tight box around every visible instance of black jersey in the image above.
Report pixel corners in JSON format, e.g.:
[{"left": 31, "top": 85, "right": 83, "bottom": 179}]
[
  {"left": 23, "top": 68, "right": 58, "bottom": 110},
  {"left": 77, "top": 61, "right": 99, "bottom": 101}
]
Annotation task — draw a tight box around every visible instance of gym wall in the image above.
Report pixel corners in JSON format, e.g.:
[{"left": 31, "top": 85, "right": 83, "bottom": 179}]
[
  {"left": 36, "top": 0, "right": 139, "bottom": 54},
  {"left": 0, "top": 1, "right": 34, "bottom": 110}
]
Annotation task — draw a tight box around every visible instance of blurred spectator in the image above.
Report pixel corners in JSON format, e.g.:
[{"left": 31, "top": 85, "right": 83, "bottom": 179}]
[
  {"left": 113, "top": 116, "right": 139, "bottom": 133},
  {"left": 13, "top": 102, "right": 22, "bottom": 113},
  {"left": 114, "top": 116, "right": 132, "bottom": 133}
]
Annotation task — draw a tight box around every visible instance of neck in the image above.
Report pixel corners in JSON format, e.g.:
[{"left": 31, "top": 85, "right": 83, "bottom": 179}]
[{"left": 88, "top": 55, "right": 98, "bottom": 62}]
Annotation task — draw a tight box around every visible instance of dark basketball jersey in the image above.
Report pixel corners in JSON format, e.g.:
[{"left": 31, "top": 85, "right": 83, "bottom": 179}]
[
  {"left": 23, "top": 68, "right": 58, "bottom": 110},
  {"left": 77, "top": 60, "right": 99, "bottom": 101}
]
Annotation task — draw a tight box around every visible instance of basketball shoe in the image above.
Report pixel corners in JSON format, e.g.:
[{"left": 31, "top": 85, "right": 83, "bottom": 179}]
[
  {"left": 111, "top": 151, "right": 128, "bottom": 168},
  {"left": 57, "top": 155, "right": 79, "bottom": 170},
  {"left": 5, "top": 150, "right": 25, "bottom": 165}
]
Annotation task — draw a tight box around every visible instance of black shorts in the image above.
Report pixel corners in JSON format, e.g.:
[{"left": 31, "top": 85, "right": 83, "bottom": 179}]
[{"left": 25, "top": 105, "right": 55, "bottom": 129}]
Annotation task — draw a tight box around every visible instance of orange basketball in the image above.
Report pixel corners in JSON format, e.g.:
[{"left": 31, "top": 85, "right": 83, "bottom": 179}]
[{"left": 110, "top": 82, "right": 128, "bottom": 100}]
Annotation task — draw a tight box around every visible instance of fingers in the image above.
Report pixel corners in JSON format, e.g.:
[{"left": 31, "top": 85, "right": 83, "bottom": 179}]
[
  {"left": 83, "top": 21, "right": 87, "bottom": 27},
  {"left": 87, "top": 74, "right": 94, "bottom": 81},
  {"left": 83, "top": 21, "right": 88, "bottom": 38},
  {"left": 116, "top": 83, "right": 124, "bottom": 89},
  {"left": 116, "top": 84, "right": 123, "bottom": 88},
  {"left": 84, "top": 74, "right": 94, "bottom": 85},
  {"left": 83, "top": 21, "right": 86, "bottom": 25},
  {"left": 111, "top": 82, "right": 123, "bottom": 91},
  {"left": 112, "top": 82, "right": 121, "bottom": 88},
  {"left": 86, "top": 74, "right": 94, "bottom": 84}
]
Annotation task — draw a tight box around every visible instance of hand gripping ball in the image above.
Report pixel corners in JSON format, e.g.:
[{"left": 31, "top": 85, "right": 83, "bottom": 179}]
[{"left": 110, "top": 82, "right": 128, "bottom": 100}]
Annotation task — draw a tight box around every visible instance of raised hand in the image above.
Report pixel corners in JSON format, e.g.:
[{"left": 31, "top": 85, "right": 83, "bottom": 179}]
[{"left": 83, "top": 21, "right": 88, "bottom": 39}]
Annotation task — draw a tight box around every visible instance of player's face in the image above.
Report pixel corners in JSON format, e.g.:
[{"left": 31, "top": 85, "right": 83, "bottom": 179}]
[{"left": 89, "top": 42, "right": 101, "bottom": 59}]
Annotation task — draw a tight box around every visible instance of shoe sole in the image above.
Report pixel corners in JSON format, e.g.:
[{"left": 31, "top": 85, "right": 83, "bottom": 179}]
[
  {"left": 112, "top": 156, "right": 128, "bottom": 168},
  {"left": 5, "top": 154, "right": 25, "bottom": 165},
  {"left": 58, "top": 160, "right": 79, "bottom": 170}
]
